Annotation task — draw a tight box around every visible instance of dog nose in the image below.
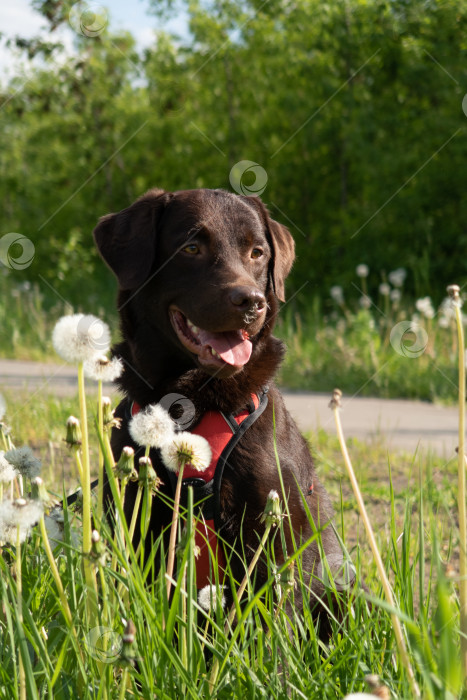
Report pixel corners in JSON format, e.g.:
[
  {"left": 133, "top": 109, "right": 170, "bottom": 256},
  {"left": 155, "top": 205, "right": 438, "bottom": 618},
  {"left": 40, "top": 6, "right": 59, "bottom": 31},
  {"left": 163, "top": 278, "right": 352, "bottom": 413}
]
[{"left": 229, "top": 287, "right": 266, "bottom": 313}]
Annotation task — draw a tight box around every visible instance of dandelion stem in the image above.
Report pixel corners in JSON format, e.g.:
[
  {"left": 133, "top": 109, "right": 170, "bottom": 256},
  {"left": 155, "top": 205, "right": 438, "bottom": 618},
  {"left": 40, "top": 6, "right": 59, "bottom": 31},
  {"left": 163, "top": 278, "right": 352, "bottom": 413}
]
[
  {"left": 96, "top": 380, "right": 104, "bottom": 522},
  {"left": 38, "top": 517, "right": 72, "bottom": 625},
  {"left": 16, "top": 527, "right": 26, "bottom": 700},
  {"left": 73, "top": 448, "right": 83, "bottom": 482},
  {"left": 166, "top": 464, "right": 185, "bottom": 600},
  {"left": 38, "top": 515, "right": 86, "bottom": 668},
  {"left": 453, "top": 297, "right": 467, "bottom": 678},
  {"left": 330, "top": 392, "right": 420, "bottom": 697},
  {"left": 128, "top": 486, "right": 143, "bottom": 545},
  {"left": 77, "top": 362, "right": 98, "bottom": 617}
]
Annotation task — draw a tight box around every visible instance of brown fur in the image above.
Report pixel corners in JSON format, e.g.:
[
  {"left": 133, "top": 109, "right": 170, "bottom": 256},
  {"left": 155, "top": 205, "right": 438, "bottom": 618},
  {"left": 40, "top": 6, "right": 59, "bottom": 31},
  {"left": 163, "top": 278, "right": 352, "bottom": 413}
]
[{"left": 94, "top": 187, "right": 348, "bottom": 632}]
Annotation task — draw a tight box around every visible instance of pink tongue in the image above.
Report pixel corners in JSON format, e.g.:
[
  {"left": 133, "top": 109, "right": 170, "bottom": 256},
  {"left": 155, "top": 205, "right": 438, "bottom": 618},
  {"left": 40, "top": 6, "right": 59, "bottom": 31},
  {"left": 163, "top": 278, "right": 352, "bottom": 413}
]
[{"left": 198, "top": 329, "right": 252, "bottom": 366}]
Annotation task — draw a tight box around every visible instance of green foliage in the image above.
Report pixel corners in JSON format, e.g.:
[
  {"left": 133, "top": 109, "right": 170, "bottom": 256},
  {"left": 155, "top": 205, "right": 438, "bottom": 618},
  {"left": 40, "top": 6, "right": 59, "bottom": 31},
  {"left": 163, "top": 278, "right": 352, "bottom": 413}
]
[{"left": 1, "top": 0, "right": 467, "bottom": 309}]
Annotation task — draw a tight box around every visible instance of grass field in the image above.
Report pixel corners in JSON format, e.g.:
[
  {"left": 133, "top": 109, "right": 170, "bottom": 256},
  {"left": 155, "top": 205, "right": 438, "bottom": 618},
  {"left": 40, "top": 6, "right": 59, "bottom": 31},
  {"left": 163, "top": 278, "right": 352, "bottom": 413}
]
[{"left": 0, "top": 385, "right": 463, "bottom": 699}]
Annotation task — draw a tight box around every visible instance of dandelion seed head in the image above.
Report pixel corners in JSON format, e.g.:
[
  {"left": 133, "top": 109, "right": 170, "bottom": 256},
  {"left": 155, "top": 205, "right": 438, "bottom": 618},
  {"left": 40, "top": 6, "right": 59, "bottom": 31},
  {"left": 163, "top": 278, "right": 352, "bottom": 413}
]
[
  {"left": 52, "top": 314, "right": 111, "bottom": 364},
  {"left": 356, "top": 264, "right": 369, "bottom": 278},
  {"left": 198, "top": 585, "right": 226, "bottom": 612},
  {"left": 438, "top": 316, "right": 450, "bottom": 329},
  {"left": 359, "top": 295, "right": 372, "bottom": 310},
  {"left": 0, "top": 451, "right": 17, "bottom": 484},
  {"left": 415, "top": 296, "right": 435, "bottom": 319},
  {"left": 0, "top": 498, "right": 43, "bottom": 543},
  {"left": 390, "top": 289, "right": 401, "bottom": 303},
  {"left": 129, "top": 403, "right": 176, "bottom": 448},
  {"left": 44, "top": 508, "right": 65, "bottom": 545},
  {"left": 5, "top": 446, "right": 41, "bottom": 479},
  {"left": 161, "top": 432, "right": 212, "bottom": 473},
  {"left": 378, "top": 283, "right": 390, "bottom": 297},
  {"left": 388, "top": 267, "right": 406, "bottom": 287},
  {"left": 330, "top": 285, "right": 344, "bottom": 304},
  {"left": 83, "top": 354, "right": 123, "bottom": 382},
  {"left": 446, "top": 285, "right": 463, "bottom": 309}
]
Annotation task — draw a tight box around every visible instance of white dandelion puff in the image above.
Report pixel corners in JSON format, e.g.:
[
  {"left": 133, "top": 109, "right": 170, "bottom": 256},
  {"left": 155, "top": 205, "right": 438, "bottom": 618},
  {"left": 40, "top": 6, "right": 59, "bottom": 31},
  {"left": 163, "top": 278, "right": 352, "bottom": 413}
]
[
  {"left": 415, "top": 296, "right": 435, "bottom": 320},
  {"left": 129, "top": 403, "right": 176, "bottom": 448},
  {"left": 378, "top": 283, "right": 390, "bottom": 296},
  {"left": 438, "top": 315, "right": 450, "bottom": 329},
  {"left": 388, "top": 267, "right": 407, "bottom": 288},
  {"left": 0, "top": 498, "right": 43, "bottom": 543},
  {"left": 356, "top": 264, "right": 369, "bottom": 278},
  {"left": 390, "top": 289, "right": 401, "bottom": 303},
  {"left": 44, "top": 507, "right": 79, "bottom": 547},
  {"left": 161, "top": 432, "right": 212, "bottom": 473},
  {"left": 5, "top": 446, "right": 41, "bottom": 479},
  {"left": 52, "top": 314, "right": 111, "bottom": 364},
  {"left": 83, "top": 354, "right": 123, "bottom": 382},
  {"left": 198, "top": 584, "right": 226, "bottom": 612},
  {"left": 0, "top": 451, "right": 17, "bottom": 484},
  {"left": 359, "top": 295, "right": 372, "bottom": 310},
  {"left": 330, "top": 285, "right": 344, "bottom": 304},
  {"left": 439, "top": 297, "right": 455, "bottom": 317},
  {"left": 44, "top": 509, "right": 65, "bottom": 545}
]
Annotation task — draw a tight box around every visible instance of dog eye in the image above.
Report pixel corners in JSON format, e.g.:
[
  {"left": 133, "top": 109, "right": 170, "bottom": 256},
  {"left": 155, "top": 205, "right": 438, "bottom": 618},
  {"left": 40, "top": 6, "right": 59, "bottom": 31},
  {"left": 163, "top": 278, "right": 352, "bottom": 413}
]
[
  {"left": 183, "top": 244, "right": 200, "bottom": 255},
  {"left": 251, "top": 248, "right": 263, "bottom": 259}
]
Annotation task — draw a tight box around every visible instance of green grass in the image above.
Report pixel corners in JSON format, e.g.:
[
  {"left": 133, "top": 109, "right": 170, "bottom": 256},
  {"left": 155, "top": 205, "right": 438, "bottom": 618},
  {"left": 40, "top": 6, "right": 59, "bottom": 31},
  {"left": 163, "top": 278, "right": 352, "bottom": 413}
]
[
  {"left": 0, "top": 389, "right": 463, "bottom": 699},
  {"left": 276, "top": 297, "right": 459, "bottom": 402}
]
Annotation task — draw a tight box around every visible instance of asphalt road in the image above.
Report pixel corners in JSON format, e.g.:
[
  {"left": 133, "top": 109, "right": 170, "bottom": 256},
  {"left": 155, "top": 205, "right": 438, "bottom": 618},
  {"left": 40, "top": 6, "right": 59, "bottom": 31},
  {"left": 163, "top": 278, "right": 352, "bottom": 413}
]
[{"left": 0, "top": 359, "right": 460, "bottom": 458}]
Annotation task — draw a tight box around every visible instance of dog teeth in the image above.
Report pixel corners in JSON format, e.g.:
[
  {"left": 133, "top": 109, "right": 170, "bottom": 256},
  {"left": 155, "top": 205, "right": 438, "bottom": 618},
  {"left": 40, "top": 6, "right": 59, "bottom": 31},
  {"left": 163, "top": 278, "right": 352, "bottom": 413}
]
[
  {"left": 211, "top": 347, "right": 221, "bottom": 359},
  {"left": 187, "top": 320, "right": 199, "bottom": 334}
]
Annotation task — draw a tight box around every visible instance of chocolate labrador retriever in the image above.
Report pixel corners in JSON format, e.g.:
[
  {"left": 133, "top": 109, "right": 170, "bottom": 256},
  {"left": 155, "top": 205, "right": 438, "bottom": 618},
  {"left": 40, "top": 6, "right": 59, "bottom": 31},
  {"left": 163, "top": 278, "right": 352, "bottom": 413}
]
[{"left": 94, "top": 187, "right": 350, "bottom": 631}]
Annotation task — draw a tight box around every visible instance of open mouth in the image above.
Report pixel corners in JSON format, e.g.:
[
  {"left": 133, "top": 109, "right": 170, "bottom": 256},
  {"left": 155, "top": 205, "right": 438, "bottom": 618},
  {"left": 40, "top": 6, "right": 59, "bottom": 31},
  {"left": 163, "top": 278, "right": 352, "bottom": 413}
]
[{"left": 170, "top": 308, "right": 253, "bottom": 369}]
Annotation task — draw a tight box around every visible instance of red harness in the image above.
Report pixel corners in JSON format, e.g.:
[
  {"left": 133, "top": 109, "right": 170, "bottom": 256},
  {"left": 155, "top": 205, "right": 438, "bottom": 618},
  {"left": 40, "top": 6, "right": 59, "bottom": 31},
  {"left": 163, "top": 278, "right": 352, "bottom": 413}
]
[{"left": 131, "top": 392, "right": 267, "bottom": 589}]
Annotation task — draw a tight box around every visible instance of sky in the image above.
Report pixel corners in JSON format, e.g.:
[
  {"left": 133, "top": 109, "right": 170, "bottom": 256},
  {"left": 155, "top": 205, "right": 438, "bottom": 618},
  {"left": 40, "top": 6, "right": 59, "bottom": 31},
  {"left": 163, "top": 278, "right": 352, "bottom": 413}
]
[{"left": 0, "top": 0, "right": 188, "bottom": 82}]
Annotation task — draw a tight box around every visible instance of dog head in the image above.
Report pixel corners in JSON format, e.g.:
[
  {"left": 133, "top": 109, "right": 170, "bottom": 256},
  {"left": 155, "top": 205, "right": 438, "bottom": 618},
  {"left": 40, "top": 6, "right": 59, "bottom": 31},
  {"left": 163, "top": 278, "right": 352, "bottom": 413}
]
[{"left": 93, "top": 188, "right": 294, "bottom": 379}]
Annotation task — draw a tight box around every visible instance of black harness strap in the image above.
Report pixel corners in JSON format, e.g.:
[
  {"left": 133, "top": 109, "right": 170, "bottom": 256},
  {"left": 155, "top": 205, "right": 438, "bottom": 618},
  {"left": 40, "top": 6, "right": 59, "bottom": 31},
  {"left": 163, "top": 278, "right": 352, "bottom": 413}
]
[
  {"left": 162, "top": 389, "right": 269, "bottom": 523},
  {"left": 212, "top": 389, "right": 269, "bottom": 530}
]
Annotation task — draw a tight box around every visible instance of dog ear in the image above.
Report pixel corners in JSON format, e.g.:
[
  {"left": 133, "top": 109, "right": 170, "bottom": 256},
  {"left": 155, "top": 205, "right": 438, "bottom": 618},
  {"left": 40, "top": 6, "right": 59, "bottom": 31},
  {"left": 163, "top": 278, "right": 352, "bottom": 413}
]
[
  {"left": 243, "top": 196, "right": 295, "bottom": 302},
  {"left": 93, "top": 188, "right": 168, "bottom": 290}
]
